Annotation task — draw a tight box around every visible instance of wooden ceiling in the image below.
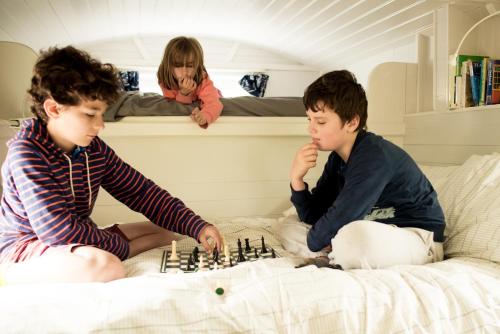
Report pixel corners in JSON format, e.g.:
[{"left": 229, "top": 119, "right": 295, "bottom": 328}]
[{"left": 0, "top": 0, "right": 496, "bottom": 71}]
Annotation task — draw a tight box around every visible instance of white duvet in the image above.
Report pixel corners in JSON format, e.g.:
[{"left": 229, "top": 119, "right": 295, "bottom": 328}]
[
  {"left": 1, "top": 219, "right": 499, "bottom": 333},
  {"left": 1, "top": 160, "right": 500, "bottom": 333}
]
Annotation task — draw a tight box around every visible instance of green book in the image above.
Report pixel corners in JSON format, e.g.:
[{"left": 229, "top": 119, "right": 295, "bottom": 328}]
[{"left": 456, "top": 54, "right": 485, "bottom": 76}]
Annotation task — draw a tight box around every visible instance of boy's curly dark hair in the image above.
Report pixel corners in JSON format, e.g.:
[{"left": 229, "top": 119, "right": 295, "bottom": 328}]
[
  {"left": 303, "top": 70, "right": 368, "bottom": 131},
  {"left": 28, "top": 46, "right": 122, "bottom": 123}
]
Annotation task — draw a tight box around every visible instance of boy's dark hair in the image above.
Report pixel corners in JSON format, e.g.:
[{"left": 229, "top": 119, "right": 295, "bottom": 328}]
[
  {"left": 28, "top": 46, "right": 122, "bottom": 123},
  {"left": 157, "top": 36, "right": 205, "bottom": 89},
  {"left": 303, "top": 70, "right": 367, "bottom": 131}
]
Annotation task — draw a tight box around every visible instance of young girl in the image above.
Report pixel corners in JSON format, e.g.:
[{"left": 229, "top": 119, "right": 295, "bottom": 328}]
[{"left": 157, "top": 36, "right": 223, "bottom": 128}]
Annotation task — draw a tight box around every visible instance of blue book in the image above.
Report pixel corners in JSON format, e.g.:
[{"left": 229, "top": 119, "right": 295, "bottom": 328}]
[
  {"left": 468, "top": 61, "right": 481, "bottom": 106},
  {"left": 486, "top": 59, "right": 493, "bottom": 105}
]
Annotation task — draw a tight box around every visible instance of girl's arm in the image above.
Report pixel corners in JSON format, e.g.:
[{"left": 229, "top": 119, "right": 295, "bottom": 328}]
[
  {"left": 159, "top": 82, "right": 194, "bottom": 104},
  {"left": 196, "top": 75, "right": 223, "bottom": 125},
  {"left": 7, "top": 141, "right": 130, "bottom": 260},
  {"left": 98, "top": 139, "right": 210, "bottom": 241}
]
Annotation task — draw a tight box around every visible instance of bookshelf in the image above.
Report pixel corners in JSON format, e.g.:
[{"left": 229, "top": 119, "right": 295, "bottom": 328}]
[{"left": 447, "top": 8, "right": 500, "bottom": 111}]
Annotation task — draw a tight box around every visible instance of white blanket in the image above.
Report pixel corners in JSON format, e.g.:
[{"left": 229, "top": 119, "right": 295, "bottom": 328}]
[
  {"left": 1, "top": 219, "right": 499, "bottom": 333},
  {"left": 2, "top": 160, "right": 500, "bottom": 333}
]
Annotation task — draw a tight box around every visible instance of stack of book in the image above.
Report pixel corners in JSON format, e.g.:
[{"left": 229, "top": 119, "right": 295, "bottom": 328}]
[{"left": 450, "top": 54, "right": 500, "bottom": 108}]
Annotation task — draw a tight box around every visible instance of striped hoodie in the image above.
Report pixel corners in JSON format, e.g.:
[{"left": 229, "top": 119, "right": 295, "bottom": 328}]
[{"left": 0, "top": 118, "right": 209, "bottom": 261}]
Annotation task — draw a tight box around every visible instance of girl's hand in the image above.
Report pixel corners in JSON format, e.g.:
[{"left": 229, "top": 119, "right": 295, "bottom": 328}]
[
  {"left": 191, "top": 107, "right": 208, "bottom": 126},
  {"left": 179, "top": 77, "right": 197, "bottom": 96},
  {"left": 198, "top": 225, "right": 223, "bottom": 253},
  {"left": 290, "top": 143, "right": 318, "bottom": 190}
]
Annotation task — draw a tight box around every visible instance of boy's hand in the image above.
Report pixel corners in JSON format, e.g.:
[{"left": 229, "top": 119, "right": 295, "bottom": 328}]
[
  {"left": 290, "top": 143, "right": 318, "bottom": 190},
  {"left": 191, "top": 107, "right": 208, "bottom": 126},
  {"left": 179, "top": 77, "right": 197, "bottom": 96},
  {"left": 198, "top": 225, "right": 223, "bottom": 253}
]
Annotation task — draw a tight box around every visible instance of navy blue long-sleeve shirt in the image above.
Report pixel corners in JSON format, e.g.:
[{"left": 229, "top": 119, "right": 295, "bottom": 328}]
[{"left": 291, "top": 131, "right": 445, "bottom": 252}]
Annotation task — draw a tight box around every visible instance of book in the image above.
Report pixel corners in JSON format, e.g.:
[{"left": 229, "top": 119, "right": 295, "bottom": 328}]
[
  {"left": 479, "top": 57, "right": 489, "bottom": 105},
  {"left": 468, "top": 60, "right": 481, "bottom": 106},
  {"left": 450, "top": 54, "right": 486, "bottom": 107},
  {"left": 486, "top": 59, "right": 493, "bottom": 105},
  {"left": 461, "top": 60, "right": 474, "bottom": 108},
  {"left": 455, "top": 54, "right": 486, "bottom": 76},
  {"left": 492, "top": 60, "right": 500, "bottom": 105}
]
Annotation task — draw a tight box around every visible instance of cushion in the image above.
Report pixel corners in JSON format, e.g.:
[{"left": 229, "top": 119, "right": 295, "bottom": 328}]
[{"left": 433, "top": 154, "right": 500, "bottom": 263}]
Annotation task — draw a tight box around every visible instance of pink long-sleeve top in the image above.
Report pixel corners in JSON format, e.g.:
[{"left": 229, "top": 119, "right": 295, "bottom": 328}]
[
  {"left": 159, "top": 73, "right": 223, "bottom": 127},
  {"left": 0, "top": 118, "right": 210, "bottom": 261}
]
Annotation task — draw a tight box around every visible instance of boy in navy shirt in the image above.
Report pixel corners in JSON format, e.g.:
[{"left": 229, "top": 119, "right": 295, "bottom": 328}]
[{"left": 290, "top": 70, "right": 445, "bottom": 269}]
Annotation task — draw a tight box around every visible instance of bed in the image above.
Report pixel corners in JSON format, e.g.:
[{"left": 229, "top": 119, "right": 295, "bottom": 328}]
[{"left": 1, "top": 154, "right": 499, "bottom": 333}]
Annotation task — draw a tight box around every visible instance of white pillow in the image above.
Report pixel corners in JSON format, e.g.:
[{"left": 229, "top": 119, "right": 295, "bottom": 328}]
[{"left": 436, "top": 154, "right": 500, "bottom": 263}]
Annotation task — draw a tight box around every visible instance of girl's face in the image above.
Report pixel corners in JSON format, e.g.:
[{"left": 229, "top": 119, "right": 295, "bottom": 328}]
[{"left": 172, "top": 56, "right": 195, "bottom": 81}]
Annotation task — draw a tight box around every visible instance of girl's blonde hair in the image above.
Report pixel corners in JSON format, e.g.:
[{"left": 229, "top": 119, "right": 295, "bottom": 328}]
[{"left": 157, "top": 36, "right": 205, "bottom": 89}]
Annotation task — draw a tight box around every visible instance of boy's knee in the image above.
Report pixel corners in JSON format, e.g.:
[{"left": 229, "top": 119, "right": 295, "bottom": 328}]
[
  {"left": 78, "top": 248, "right": 125, "bottom": 282},
  {"left": 330, "top": 221, "right": 380, "bottom": 269}
]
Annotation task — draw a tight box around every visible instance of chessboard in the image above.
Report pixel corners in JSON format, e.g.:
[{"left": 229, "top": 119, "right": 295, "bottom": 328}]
[{"left": 160, "top": 237, "right": 279, "bottom": 273}]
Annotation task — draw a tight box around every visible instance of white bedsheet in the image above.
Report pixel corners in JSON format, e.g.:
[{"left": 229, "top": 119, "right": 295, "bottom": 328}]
[{"left": 1, "top": 219, "right": 499, "bottom": 333}]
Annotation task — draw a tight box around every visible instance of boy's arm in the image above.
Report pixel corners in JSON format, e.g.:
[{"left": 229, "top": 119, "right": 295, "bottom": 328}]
[
  {"left": 305, "top": 154, "right": 392, "bottom": 251},
  {"left": 99, "top": 140, "right": 209, "bottom": 242},
  {"left": 291, "top": 154, "right": 341, "bottom": 225},
  {"left": 8, "top": 143, "right": 130, "bottom": 260},
  {"left": 196, "top": 76, "right": 223, "bottom": 125}
]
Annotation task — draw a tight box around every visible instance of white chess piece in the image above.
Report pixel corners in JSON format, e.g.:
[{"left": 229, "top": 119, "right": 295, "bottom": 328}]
[
  {"left": 224, "top": 244, "right": 230, "bottom": 264},
  {"left": 169, "top": 240, "right": 179, "bottom": 261},
  {"left": 199, "top": 254, "right": 207, "bottom": 270}
]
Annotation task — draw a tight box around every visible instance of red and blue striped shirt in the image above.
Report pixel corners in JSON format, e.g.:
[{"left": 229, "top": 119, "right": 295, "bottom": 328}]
[{"left": 0, "top": 118, "right": 208, "bottom": 261}]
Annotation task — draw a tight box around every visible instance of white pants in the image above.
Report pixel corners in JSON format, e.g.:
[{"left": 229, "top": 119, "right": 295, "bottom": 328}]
[
  {"left": 275, "top": 216, "right": 443, "bottom": 269},
  {"left": 329, "top": 220, "right": 443, "bottom": 269}
]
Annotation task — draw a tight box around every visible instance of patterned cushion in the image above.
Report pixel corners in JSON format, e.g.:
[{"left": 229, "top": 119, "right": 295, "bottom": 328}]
[{"left": 429, "top": 154, "right": 500, "bottom": 263}]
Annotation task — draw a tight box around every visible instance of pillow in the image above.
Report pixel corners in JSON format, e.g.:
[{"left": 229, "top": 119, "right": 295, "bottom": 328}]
[{"left": 436, "top": 154, "right": 500, "bottom": 263}]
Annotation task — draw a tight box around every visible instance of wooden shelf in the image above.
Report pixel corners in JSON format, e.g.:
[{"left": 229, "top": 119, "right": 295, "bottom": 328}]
[{"left": 406, "top": 104, "right": 500, "bottom": 117}]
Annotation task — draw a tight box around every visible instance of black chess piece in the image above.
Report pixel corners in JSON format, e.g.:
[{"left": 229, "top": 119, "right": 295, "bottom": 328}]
[
  {"left": 254, "top": 248, "right": 259, "bottom": 258},
  {"left": 271, "top": 248, "right": 276, "bottom": 258},
  {"left": 187, "top": 254, "right": 194, "bottom": 270},
  {"left": 229, "top": 257, "right": 233, "bottom": 267},
  {"left": 236, "top": 240, "right": 246, "bottom": 262},
  {"left": 212, "top": 248, "right": 219, "bottom": 264},
  {"left": 261, "top": 236, "right": 268, "bottom": 253},
  {"left": 245, "top": 238, "right": 251, "bottom": 253},
  {"left": 192, "top": 246, "right": 199, "bottom": 262}
]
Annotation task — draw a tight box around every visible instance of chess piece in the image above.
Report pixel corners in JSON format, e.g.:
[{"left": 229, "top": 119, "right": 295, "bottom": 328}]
[
  {"left": 213, "top": 248, "right": 219, "bottom": 264},
  {"left": 254, "top": 248, "right": 259, "bottom": 258},
  {"left": 187, "top": 254, "right": 194, "bottom": 271},
  {"left": 244, "top": 238, "right": 251, "bottom": 253},
  {"left": 199, "top": 254, "right": 206, "bottom": 270},
  {"left": 261, "top": 236, "right": 268, "bottom": 253},
  {"left": 192, "top": 246, "right": 199, "bottom": 262},
  {"left": 271, "top": 248, "right": 276, "bottom": 258},
  {"left": 224, "top": 244, "right": 230, "bottom": 264},
  {"left": 237, "top": 240, "right": 246, "bottom": 263},
  {"left": 169, "top": 240, "right": 179, "bottom": 261}
]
